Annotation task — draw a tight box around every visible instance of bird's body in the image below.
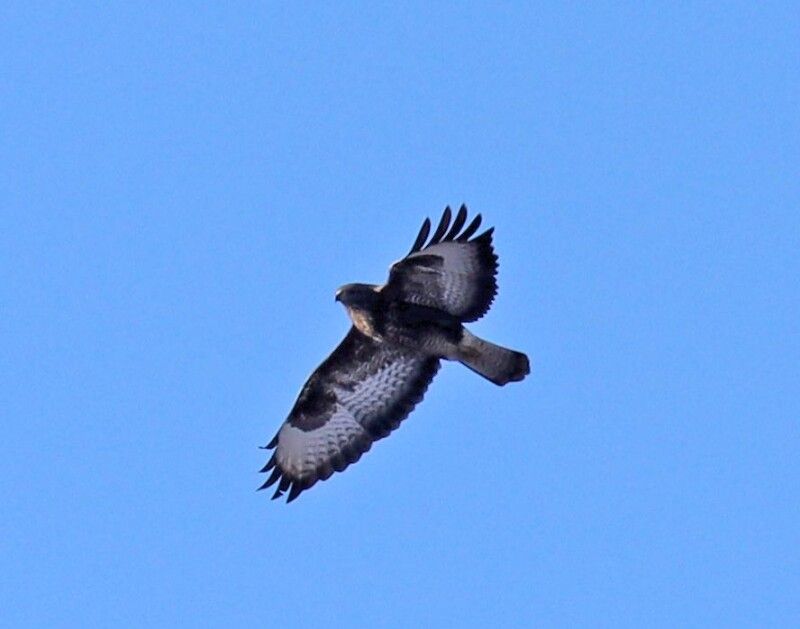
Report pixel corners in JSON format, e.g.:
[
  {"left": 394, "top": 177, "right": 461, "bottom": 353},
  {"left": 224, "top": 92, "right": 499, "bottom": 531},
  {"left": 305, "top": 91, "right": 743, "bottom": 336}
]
[
  {"left": 337, "top": 284, "right": 462, "bottom": 358},
  {"left": 261, "top": 206, "right": 530, "bottom": 502}
]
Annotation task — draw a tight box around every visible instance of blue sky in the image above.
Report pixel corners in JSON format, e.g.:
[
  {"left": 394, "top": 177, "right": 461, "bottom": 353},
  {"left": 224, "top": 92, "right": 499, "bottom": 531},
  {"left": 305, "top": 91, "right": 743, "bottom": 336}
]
[{"left": 2, "top": 3, "right": 798, "bottom": 627}]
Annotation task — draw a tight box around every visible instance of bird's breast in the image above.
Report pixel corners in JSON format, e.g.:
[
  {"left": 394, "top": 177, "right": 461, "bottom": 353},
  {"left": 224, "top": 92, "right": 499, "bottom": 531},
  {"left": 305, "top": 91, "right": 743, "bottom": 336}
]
[{"left": 347, "top": 307, "right": 380, "bottom": 340}]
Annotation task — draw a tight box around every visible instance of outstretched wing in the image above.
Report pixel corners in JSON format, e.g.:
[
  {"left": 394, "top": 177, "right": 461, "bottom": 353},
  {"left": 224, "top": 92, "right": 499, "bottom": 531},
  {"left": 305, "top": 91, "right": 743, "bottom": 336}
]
[
  {"left": 384, "top": 205, "right": 498, "bottom": 322},
  {"left": 259, "top": 327, "right": 440, "bottom": 503}
]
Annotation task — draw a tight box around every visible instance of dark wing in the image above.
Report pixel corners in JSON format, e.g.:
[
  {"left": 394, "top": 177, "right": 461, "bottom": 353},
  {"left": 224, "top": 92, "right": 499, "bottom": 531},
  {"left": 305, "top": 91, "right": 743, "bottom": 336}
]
[
  {"left": 384, "top": 205, "right": 498, "bottom": 322},
  {"left": 259, "top": 327, "right": 440, "bottom": 503}
]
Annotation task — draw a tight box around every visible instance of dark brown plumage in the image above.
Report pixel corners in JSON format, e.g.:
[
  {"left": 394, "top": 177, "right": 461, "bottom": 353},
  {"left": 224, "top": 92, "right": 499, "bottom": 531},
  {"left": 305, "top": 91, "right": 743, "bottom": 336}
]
[{"left": 260, "top": 205, "right": 529, "bottom": 502}]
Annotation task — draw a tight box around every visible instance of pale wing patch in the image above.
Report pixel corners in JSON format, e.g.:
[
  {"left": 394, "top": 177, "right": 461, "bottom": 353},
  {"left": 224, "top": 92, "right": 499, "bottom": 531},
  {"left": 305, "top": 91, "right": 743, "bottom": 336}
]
[
  {"left": 406, "top": 240, "right": 485, "bottom": 274},
  {"left": 275, "top": 410, "right": 367, "bottom": 479}
]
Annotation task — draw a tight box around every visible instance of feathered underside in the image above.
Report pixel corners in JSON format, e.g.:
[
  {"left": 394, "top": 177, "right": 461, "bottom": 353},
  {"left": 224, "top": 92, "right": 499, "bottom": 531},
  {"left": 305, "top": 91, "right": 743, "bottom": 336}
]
[
  {"left": 384, "top": 205, "right": 499, "bottom": 323},
  {"left": 260, "top": 205, "right": 508, "bottom": 503},
  {"left": 259, "top": 328, "right": 439, "bottom": 503}
]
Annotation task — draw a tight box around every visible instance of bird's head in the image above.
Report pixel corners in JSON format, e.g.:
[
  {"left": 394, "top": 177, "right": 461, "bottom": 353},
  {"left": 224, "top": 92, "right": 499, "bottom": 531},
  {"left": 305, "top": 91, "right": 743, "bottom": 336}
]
[{"left": 335, "top": 283, "right": 380, "bottom": 309}]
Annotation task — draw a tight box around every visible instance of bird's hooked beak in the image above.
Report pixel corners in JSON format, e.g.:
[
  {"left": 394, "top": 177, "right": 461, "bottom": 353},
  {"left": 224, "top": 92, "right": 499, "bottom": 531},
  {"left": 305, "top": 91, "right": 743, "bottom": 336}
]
[{"left": 334, "top": 283, "right": 378, "bottom": 306}]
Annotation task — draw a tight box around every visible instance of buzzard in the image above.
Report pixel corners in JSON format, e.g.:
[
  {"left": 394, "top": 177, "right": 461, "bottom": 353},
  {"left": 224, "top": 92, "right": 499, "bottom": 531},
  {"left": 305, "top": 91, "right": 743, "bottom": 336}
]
[{"left": 260, "top": 205, "right": 529, "bottom": 502}]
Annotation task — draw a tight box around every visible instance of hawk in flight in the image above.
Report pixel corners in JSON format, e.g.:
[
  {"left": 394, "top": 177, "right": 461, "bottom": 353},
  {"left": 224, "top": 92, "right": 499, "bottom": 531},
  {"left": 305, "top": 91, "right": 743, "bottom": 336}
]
[{"left": 260, "top": 206, "right": 530, "bottom": 502}]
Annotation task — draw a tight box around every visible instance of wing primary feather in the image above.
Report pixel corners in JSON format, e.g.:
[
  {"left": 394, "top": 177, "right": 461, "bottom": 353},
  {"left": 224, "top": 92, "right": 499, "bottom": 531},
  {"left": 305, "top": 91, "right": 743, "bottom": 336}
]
[
  {"left": 428, "top": 206, "right": 451, "bottom": 245},
  {"left": 287, "top": 483, "right": 303, "bottom": 503},
  {"left": 475, "top": 226, "right": 495, "bottom": 241},
  {"left": 265, "top": 433, "right": 278, "bottom": 449},
  {"left": 409, "top": 218, "right": 431, "bottom": 254},
  {"left": 458, "top": 213, "right": 482, "bottom": 241},
  {"left": 278, "top": 475, "right": 292, "bottom": 493},
  {"left": 258, "top": 466, "right": 282, "bottom": 490},
  {"left": 258, "top": 453, "right": 276, "bottom": 473},
  {"left": 271, "top": 487, "right": 284, "bottom": 500},
  {"left": 444, "top": 205, "right": 467, "bottom": 241}
]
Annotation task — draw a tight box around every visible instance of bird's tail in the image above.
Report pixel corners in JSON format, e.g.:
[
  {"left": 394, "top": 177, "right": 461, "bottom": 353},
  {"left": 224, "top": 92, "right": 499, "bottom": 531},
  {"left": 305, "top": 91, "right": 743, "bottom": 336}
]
[{"left": 456, "top": 329, "right": 530, "bottom": 386}]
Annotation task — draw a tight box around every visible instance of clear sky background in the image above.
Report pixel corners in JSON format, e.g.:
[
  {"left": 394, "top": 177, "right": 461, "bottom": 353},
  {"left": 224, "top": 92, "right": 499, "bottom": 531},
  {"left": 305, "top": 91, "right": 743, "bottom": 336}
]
[{"left": 2, "top": 3, "right": 798, "bottom": 627}]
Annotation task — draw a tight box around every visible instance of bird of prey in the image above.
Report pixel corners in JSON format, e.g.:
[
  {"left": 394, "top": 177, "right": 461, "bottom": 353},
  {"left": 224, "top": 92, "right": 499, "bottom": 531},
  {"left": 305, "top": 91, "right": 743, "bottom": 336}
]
[{"left": 260, "top": 205, "right": 529, "bottom": 502}]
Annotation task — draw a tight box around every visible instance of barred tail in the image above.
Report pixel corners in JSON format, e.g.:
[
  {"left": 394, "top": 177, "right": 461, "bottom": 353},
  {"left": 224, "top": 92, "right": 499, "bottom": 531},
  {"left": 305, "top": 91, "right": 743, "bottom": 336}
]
[{"left": 456, "top": 329, "right": 530, "bottom": 386}]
